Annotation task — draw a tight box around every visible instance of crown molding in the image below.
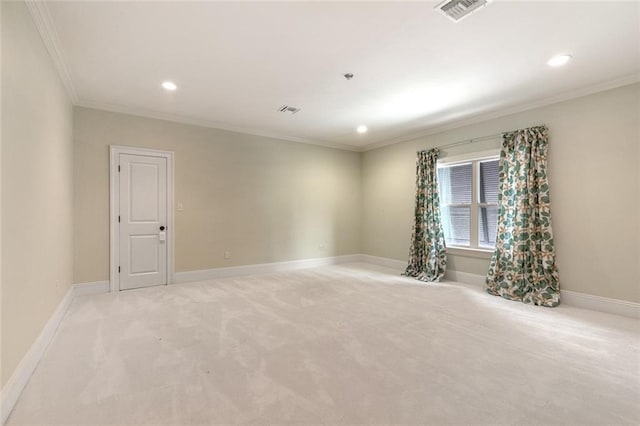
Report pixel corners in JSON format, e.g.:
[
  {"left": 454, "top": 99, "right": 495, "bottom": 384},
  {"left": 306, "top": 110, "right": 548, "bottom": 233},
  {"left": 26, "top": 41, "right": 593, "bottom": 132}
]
[
  {"left": 78, "top": 73, "right": 639, "bottom": 154},
  {"left": 75, "top": 99, "right": 361, "bottom": 152},
  {"left": 25, "top": 0, "right": 78, "bottom": 103},
  {"left": 20, "top": 0, "right": 639, "bottom": 154},
  {"left": 360, "top": 73, "right": 640, "bottom": 152}
]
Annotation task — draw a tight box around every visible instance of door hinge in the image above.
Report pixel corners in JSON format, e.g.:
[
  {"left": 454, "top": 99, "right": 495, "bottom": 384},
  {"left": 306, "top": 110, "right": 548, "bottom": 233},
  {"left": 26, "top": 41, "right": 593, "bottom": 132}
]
[
  {"left": 118, "top": 215, "right": 120, "bottom": 223},
  {"left": 118, "top": 266, "right": 121, "bottom": 273},
  {"left": 118, "top": 165, "right": 121, "bottom": 172}
]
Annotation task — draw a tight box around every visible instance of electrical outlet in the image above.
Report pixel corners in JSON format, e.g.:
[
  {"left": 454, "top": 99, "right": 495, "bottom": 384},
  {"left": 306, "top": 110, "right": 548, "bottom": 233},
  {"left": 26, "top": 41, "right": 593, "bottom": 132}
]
[
  {"left": 318, "top": 243, "right": 326, "bottom": 251},
  {"left": 177, "top": 202, "right": 184, "bottom": 211},
  {"left": 224, "top": 250, "right": 231, "bottom": 260}
]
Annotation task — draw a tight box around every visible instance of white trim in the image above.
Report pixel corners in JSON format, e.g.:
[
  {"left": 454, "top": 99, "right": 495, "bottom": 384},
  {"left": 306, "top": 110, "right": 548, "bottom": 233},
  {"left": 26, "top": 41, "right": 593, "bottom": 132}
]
[
  {"left": 18, "top": 4, "right": 639, "bottom": 156},
  {"left": 358, "top": 254, "right": 407, "bottom": 272},
  {"left": 361, "top": 73, "right": 640, "bottom": 152},
  {"left": 444, "top": 269, "right": 640, "bottom": 319},
  {"left": 109, "top": 146, "right": 175, "bottom": 292},
  {"left": 2, "top": 256, "right": 366, "bottom": 423},
  {"left": 24, "top": 1, "right": 78, "bottom": 103},
  {"left": 72, "top": 280, "right": 110, "bottom": 297},
  {"left": 79, "top": 74, "right": 640, "bottom": 154},
  {"left": 446, "top": 247, "right": 493, "bottom": 259},
  {"left": 444, "top": 269, "right": 487, "bottom": 287},
  {"left": 1, "top": 257, "right": 636, "bottom": 424},
  {"left": 560, "top": 290, "right": 640, "bottom": 319},
  {"left": 438, "top": 149, "right": 500, "bottom": 164},
  {"left": 0, "top": 290, "right": 73, "bottom": 425},
  {"left": 0, "top": 281, "right": 109, "bottom": 425},
  {"left": 174, "top": 255, "right": 362, "bottom": 283},
  {"left": 438, "top": 154, "right": 500, "bottom": 250},
  {"left": 360, "top": 255, "right": 640, "bottom": 319},
  {"left": 77, "top": 101, "right": 360, "bottom": 153}
]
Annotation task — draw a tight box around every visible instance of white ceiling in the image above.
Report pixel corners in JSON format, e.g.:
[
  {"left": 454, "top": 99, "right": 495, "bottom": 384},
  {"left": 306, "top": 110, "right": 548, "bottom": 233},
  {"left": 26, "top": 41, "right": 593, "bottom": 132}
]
[{"left": 41, "top": 1, "right": 640, "bottom": 150}]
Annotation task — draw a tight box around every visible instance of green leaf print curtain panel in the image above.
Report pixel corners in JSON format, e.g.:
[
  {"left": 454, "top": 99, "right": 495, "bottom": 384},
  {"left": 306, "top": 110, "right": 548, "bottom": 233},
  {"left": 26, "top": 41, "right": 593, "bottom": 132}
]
[
  {"left": 404, "top": 148, "right": 447, "bottom": 282},
  {"left": 486, "top": 125, "right": 560, "bottom": 307}
]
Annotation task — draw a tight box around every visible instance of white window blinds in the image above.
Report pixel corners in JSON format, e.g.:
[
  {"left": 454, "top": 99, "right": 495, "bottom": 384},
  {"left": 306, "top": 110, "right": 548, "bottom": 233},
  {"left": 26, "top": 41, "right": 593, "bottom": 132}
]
[
  {"left": 438, "top": 156, "right": 500, "bottom": 249},
  {"left": 438, "top": 163, "right": 472, "bottom": 246}
]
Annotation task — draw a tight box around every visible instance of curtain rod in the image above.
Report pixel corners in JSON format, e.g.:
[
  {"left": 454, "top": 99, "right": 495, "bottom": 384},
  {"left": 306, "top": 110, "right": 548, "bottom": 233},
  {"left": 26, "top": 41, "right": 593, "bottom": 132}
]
[
  {"left": 436, "top": 132, "right": 504, "bottom": 151},
  {"left": 419, "top": 124, "right": 547, "bottom": 153}
]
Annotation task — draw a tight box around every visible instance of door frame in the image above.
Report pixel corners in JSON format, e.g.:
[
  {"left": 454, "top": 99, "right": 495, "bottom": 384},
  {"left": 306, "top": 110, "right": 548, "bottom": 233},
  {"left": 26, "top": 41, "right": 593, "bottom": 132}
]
[{"left": 109, "top": 145, "right": 175, "bottom": 292}]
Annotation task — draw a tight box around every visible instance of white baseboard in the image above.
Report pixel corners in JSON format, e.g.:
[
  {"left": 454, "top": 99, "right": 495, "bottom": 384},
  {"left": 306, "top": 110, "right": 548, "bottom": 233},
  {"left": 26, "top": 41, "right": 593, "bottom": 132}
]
[
  {"left": 1, "top": 288, "right": 74, "bottom": 424},
  {"left": 359, "top": 254, "right": 406, "bottom": 272},
  {"left": 174, "top": 254, "right": 362, "bottom": 284},
  {"left": 0, "top": 281, "right": 110, "bottom": 425},
  {"left": 443, "top": 270, "right": 487, "bottom": 287},
  {"left": 359, "top": 256, "right": 488, "bottom": 287},
  {"left": 444, "top": 270, "right": 639, "bottom": 318},
  {"left": 2, "top": 255, "right": 636, "bottom": 424},
  {"left": 559, "top": 290, "right": 640, "bottom": 319},
  {"left": 73, "top": 280, "right": 110, "bottom": 297},
  {"left": 5, "top": 256, "right": 369, "bottom": 423},
  {"left": 361, "top": 256, "right": 639, "bottom": 319}
]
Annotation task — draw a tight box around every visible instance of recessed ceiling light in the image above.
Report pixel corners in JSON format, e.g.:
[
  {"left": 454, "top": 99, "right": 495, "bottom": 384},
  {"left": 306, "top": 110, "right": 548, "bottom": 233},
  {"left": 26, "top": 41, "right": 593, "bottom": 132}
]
[
  {"left": 357, "top": 125, "right": 368, "bottom": 134},
  {"left": 161, "top": 81, "right": 177, "bottom": 91},
  {"left": 547, "top": 54, "right": 572, "bottom": 67}
]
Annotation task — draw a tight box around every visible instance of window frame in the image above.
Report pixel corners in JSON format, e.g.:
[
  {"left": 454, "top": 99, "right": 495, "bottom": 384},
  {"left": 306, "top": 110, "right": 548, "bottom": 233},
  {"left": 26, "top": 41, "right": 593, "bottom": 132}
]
[{"left": 437, "top": 150, "right": 500, "bottom": 256}]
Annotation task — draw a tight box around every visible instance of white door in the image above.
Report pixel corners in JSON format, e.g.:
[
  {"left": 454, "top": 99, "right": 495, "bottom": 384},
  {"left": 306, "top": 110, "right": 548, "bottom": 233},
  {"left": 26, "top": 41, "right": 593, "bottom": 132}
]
[{"left": 118, "top": 154, "right": 168, "bottom": 290}]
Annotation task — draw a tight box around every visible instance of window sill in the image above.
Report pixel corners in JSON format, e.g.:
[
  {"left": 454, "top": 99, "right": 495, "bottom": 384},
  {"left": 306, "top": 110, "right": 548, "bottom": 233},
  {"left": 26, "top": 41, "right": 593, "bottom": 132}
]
[{"left": 446, "top": 246, "right": 493, "bottom": 259}]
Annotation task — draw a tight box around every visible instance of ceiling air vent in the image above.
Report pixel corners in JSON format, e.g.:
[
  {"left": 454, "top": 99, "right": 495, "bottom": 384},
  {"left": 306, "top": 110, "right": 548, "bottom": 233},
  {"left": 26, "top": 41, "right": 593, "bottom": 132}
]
[
  {"left": 278, "top": 105, "right": 301, "bottom": 115},
  {"left": 436, "top": 0, "right": 490, "bottom": 22}
]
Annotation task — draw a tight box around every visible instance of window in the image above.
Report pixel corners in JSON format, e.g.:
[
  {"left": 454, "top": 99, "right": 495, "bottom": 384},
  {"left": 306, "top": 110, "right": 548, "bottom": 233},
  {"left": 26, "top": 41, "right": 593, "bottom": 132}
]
[{"left": 437, "top": 154, "right": 500, "bottom": 250}]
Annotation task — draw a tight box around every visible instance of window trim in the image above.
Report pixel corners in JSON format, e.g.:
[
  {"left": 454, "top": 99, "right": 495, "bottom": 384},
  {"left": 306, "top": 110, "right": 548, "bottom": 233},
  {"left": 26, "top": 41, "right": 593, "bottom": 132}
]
[
  {"left": 438, "top": 150, "right": 499, "bottom": 165},
  {"left": 477, "top": 158, "right": 500, "bottom": 249},
  {"left": 446, "top": 246, "right": 493, "bottom": 259},
  {"left": 437, "top": 150, "right": 500, "bottom": 253}
]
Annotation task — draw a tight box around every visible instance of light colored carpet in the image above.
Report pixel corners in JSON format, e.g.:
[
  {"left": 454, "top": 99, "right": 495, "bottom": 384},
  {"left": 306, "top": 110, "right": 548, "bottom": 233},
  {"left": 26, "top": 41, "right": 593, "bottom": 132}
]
[{"left": 7, "top": 262, "right": 640, "bottom": 425}]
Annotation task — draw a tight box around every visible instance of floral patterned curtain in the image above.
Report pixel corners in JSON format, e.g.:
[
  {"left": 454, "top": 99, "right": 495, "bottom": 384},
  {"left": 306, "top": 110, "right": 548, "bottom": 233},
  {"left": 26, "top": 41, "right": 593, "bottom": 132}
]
[
  {"left": 486, "top": 125, "right": 560, "bottom": 307},
  {"left": 404, "top": 148, "right": 447, "bottom": 282}
]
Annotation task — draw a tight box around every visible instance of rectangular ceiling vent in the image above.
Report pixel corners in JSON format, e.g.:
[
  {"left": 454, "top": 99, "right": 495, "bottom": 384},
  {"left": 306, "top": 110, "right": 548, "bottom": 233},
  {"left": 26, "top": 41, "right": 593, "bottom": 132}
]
[
  {"left": 436, "top": 0, "right": 489, "bottom": 22},
  {"left": 278, "top": 105, "right": 301, "bottom": 115}
]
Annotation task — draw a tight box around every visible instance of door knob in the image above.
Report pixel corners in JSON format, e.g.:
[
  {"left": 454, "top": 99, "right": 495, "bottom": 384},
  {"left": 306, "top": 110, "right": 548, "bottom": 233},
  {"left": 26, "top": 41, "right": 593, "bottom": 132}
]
[{"left": 159, "top": 226, "right": 165, "bottom": 231}]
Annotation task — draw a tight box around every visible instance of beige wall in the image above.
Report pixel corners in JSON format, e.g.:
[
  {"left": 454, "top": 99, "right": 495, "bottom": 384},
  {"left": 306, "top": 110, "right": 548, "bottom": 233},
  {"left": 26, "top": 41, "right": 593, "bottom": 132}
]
[
  {"left": 362, "top": 83, "right": 640, "bottom": 303},
  {"left": 75, "top": 85, "right": 640, "bottom": 303},
  {"left": 73, "top": 107, "right": 361, "bottom": 283},
  {"left": 1, "top": 1, "right": 74, "bottom": 387},
  {"left": 2, "top": 1, "right": 638, "bottom": 391},
  {"left": 0, "top": 0, "right": 4, "bottom": 392}
]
